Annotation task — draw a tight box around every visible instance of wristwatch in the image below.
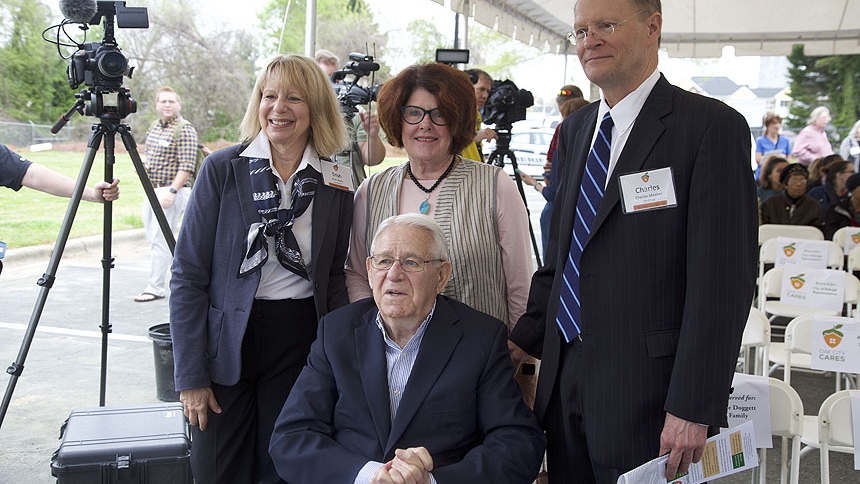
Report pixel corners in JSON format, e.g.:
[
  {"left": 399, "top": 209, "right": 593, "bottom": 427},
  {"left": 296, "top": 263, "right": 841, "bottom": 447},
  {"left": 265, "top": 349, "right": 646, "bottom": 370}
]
[
  {"left": 534, "top": 182, "right": 543, "bottom": 192},
  {"left": 168, "top": 187, "right": 178, "bottom": 194}
]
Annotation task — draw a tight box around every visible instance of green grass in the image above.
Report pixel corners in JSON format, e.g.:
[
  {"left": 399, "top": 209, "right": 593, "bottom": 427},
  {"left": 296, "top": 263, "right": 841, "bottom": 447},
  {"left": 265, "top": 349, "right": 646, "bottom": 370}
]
[
  {"left": 0, "top": 149, "right": 146, "bottom": 249},
  {"left": 0, "top": 149, "right": 408, "bottom": 249}
]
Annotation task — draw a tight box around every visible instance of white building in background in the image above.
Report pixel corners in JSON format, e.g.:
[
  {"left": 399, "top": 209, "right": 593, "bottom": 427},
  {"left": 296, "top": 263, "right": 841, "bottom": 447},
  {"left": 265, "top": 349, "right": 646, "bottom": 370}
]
[{"left": 681, "top": 76, "right": 791, "bottom": 134}]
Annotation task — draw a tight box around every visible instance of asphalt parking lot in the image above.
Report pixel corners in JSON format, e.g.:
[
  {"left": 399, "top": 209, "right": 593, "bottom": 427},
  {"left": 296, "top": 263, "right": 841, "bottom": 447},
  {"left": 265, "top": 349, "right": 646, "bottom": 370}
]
[{"left": 0, "top": 229, "right": 169, "bottom": 483}]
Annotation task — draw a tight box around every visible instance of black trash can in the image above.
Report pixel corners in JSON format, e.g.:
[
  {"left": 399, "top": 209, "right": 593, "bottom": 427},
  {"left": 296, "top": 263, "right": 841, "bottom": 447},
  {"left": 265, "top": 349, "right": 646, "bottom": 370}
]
[{"left": 148, "top": 323, "right": 180, "bottom": 402}]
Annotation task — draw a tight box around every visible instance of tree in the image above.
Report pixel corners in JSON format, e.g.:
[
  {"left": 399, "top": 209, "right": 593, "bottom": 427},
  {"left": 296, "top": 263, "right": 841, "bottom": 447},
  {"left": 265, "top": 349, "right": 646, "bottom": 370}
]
[
  {"left": 0, "top": 0, "right": 71, "bottom": 123},
  {"left": 258, "top": 0, "right": 388, "bottom": 79},
  {"left": 118, "top": 0, "right": 259, "bottom": 142},
  {"left": 787, "top": 44, "right": 860, "bottom": 141}
]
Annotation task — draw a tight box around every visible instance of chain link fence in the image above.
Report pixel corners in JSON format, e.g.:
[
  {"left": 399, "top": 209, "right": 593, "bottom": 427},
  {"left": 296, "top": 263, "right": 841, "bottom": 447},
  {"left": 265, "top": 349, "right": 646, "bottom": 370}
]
[{"left": 0, "top": 120, "right": 80, "bottom": 148}]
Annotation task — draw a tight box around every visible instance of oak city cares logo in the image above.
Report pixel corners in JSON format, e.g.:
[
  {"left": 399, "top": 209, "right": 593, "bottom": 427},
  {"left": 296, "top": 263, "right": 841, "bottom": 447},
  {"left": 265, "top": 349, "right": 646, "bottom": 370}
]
[
  {"left": 782, "top": 242, "right": 797, "bottom": 257},
  {"left": 851, "top": 231, "right": 860, "bottom": 244},
  {"left": 822, "top": 324, "right": 844, "bottom": 349},
  {"left": 640, "top": 172, "right": 650, "bottom": 183},
  {"left": 789, "top": 273, "right": 805, "bottom": 289}
]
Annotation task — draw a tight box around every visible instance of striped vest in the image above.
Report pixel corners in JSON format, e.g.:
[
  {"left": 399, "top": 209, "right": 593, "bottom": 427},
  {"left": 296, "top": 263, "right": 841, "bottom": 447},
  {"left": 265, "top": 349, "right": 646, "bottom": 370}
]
[{"left": 365, "top": 158, "right": 509, "bottom": 324}]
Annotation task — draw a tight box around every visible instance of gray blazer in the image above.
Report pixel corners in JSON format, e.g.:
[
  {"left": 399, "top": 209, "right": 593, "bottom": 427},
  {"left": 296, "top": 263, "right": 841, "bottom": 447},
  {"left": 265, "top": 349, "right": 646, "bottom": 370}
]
[{"left": 170, "top": 144, "right": 352, "bottom": 391}]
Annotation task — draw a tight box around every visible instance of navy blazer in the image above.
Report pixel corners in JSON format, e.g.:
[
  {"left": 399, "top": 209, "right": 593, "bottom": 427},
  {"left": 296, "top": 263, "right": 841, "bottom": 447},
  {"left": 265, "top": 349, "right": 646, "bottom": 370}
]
[
  {"left": 511, "top": 75, "right": 758, "bottom": 469},
  {"left": 269, "top": 296, "right": 546, "bottom": 484},
  {"left": 170, "top": 144, "right": 353, "bottom": 391}
]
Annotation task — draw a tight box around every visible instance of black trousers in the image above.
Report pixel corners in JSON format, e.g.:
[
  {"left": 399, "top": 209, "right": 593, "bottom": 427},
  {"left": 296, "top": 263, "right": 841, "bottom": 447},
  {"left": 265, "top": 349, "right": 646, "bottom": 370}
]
[
  {"left": 544, "top": 338, "right": 625, "bottom": 484},
  {"left": 190, "top": 297, "right": 317, "bottom": 484}
]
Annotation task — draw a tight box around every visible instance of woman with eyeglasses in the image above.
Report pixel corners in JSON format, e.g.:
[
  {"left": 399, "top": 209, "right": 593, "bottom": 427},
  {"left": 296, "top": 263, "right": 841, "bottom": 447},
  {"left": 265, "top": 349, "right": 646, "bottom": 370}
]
[
  {"left": 344, "top": 62, "right": 537, "bottom": 402},
  {"left": 760, "top": 163, "right": 822, "bottom": 227}
]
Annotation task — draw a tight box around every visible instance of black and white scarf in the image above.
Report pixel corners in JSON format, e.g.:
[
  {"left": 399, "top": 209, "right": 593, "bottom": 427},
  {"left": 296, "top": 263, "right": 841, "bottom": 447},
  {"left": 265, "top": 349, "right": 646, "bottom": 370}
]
[{"left": 238, "top": 157, "right": 318, "bottom": 279}]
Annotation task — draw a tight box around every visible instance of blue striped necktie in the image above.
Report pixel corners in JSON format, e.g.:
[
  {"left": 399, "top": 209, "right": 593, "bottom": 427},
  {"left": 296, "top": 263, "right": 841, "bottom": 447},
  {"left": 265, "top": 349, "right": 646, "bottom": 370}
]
[{"left": 556, "top": 112, "right": 614, "bottom": 342}]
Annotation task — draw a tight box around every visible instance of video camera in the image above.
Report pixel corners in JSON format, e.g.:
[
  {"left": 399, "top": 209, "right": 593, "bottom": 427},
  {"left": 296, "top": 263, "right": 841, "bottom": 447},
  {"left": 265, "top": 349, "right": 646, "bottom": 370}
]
[
  {"left": 46, "top": 1, "right": 148, "bottom": 129},
  {"left": 66, "top": 1, "right": 148, "bottom": 93},
  {"left": 482, "top": 79, "right": 534, "bottom": 128},
  {"left": 330, "top": 53, "right": 381, "bottom": 120}
]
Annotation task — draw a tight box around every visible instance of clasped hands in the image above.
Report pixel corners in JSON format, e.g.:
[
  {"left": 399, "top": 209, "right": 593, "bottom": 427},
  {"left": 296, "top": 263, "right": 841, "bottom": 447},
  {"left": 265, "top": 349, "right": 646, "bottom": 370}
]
[{"left": 370, "top": 447, "right": 433, "bottom": 484}]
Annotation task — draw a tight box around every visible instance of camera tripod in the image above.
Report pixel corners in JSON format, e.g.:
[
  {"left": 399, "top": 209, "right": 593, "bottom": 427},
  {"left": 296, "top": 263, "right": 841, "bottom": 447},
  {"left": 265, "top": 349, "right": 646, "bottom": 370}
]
[
  {"left": 0, "top": 105, "right": 175, "bottom": 430},
  {"left": 486, "top": 127, "right": 542, "bottom": 267}
]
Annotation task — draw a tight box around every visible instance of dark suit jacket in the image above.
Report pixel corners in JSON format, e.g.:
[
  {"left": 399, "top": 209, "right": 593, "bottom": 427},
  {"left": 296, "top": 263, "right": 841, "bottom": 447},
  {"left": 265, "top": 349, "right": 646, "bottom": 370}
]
[
  {"left": 269, "top": 296, "right": 547, "bottom": 484},
  {"left": 170, "top": 144, "right": 353, "bottom": 391},
  {"left": 510, "top": 75, "right": 758, "bottom": 469}
]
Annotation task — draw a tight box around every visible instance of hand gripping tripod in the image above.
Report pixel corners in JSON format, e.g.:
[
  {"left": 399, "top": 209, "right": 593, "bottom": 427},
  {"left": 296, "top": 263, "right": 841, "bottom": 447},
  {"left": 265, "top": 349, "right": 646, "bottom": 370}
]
[{"left": 0, "top": 89, "right": 176, "bottom": 430}]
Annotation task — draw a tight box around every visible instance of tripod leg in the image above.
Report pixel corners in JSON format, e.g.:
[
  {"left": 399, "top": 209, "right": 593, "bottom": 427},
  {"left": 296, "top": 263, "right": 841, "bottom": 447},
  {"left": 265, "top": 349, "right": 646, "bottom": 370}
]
[
  {"left": 119, "top": 125, "right": 176, "bottom": 254},
  {"left": 505, "top": 150, "right": 543, "bottom": 267},
  {"left": 0, "top": 126, "right": 104, "bottom": 429},
  {"left": 97, "top": 129, "right": 118, "bottom": 406}
]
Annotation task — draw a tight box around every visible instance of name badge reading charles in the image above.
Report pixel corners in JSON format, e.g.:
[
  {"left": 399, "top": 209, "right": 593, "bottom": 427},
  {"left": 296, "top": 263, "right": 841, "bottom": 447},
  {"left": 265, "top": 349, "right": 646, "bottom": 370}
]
[
  {"left": 618, "top": 167, "right": 677, "bottom": 214},
  {"left": 319, "top": 160, "right": 355, "bottom": 192}
]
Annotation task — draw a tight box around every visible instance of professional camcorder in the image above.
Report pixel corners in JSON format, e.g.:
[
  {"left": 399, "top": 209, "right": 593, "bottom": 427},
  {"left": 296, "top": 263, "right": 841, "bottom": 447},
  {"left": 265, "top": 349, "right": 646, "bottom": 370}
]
[
  {"left": 331, "top": 53, "right": 382, "bottom": 119},
  {"left": 482, "top": 79, "right": 534, "bottom": 128},
  {"left": 47, "top": 0, "right": 148, "bottom": 127}
]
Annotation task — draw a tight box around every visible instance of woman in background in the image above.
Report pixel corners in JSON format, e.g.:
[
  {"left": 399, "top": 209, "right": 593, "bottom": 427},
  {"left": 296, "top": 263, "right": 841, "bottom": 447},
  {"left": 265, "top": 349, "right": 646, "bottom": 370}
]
[
  {"left": 757, "top": 156, "right": 789, "bottom": 204},
  {"left": 792, "top": 106, "right": 834, "bottom": 166},
  {"left": 754, "top": 112, "right": 790, "bottom": 180},
  {"left": 839, "top": 119, "right": 860, "bottom": 171}
]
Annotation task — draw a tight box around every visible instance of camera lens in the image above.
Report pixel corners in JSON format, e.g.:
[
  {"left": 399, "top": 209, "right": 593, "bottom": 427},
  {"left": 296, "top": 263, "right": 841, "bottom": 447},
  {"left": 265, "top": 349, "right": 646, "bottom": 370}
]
[{"left": 98, "top": 50, "right": 128, "bottom": 78}]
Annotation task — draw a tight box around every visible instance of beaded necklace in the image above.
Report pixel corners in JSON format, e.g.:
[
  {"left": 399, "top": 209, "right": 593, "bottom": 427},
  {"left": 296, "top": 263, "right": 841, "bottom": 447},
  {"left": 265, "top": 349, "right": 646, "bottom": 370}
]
[{"left": 406, "top": 156, "right": 457, "bottom": 214}]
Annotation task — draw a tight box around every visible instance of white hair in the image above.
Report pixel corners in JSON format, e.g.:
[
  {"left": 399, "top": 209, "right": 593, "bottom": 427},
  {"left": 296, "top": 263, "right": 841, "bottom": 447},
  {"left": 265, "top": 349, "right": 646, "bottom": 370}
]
[
  {"left": 809, "top": 106, "right": 830, "bottom": 125},
  {"left": 370, "top": 214, "right": 449, "bottom": 260}
]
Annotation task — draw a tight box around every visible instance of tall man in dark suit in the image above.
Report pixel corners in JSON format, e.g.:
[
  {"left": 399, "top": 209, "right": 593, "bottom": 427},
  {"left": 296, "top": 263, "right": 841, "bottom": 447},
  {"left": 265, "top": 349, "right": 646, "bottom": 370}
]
[
  {"left": 270, "top": 214, "right": 546, "bottom": 484},
  {"left": 509, "top": 1, "right": 757, "bottom": 483}
]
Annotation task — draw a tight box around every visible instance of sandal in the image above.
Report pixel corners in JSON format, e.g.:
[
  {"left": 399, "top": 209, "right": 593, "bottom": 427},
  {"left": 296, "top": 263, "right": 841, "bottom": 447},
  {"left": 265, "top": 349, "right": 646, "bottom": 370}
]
[{"left": 134, "top": 292, "right": 165, "bottom": 303}]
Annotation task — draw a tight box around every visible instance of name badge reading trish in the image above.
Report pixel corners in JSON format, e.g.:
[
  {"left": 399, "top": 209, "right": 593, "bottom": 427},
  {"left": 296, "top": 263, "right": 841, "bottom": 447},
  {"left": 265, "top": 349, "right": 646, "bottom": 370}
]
[
  {"left": 319, "top": 160, "right": 354, "bottom": 192},
  {"left": 618, "top": 167, "right": 677, "bottom": 214}
]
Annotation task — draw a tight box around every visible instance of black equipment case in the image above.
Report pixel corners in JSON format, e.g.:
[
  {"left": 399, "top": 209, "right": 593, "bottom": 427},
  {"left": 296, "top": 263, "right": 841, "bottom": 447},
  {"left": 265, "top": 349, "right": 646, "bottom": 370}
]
[{"left": 51, "top": 402, "right": 192, "bottom": 484}]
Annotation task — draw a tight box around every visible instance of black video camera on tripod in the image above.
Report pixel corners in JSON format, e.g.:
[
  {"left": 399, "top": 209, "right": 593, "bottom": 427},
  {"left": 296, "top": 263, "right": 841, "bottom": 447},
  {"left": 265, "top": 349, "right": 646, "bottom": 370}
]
[
  {"left": 51, "top": 1, "right": 148, "bottom": 130},
  {"left": 331, "top": 53, "right": 382, "bottom": 121},
  {"left": 1, "top": 1, "right": 177, "bottom": 430},
  {"left": 329, "top": 53, "right": 382, "bottom": 187}
]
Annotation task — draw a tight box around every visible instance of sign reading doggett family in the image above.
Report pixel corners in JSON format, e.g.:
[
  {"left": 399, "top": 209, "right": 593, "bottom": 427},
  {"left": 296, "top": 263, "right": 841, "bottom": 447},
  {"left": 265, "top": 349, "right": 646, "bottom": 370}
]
[
  {"left": 779, "top": 268, "right": 845, "bottom": 311},
  {"left": 811, "top": 316, "right": 860, "bottom": 374}
]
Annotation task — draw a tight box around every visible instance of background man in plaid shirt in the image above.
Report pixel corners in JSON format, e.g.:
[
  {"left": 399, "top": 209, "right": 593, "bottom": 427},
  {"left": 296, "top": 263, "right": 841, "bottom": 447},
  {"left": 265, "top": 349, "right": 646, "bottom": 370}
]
[{"left": 135, "top": 86, "right": 199, "bottom": 303}]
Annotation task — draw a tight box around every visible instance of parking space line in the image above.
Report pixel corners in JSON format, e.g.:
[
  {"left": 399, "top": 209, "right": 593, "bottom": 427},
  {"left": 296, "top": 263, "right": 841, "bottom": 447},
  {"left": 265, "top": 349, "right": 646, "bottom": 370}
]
[{"left": 0, "top": 322, "right": 150, "bottom": 343}]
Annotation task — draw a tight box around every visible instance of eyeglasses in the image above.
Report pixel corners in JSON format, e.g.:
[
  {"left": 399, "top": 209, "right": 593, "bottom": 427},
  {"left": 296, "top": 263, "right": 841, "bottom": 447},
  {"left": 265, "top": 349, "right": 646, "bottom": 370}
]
[
  {"left": 369, "top": 255, "right": 444, "bottom": 272},
  {"left": 567, "top": 8, "right": 649, "bottom": 45},
  {"left": 400, "top": 106, "right": 447, "bottom": 126}
]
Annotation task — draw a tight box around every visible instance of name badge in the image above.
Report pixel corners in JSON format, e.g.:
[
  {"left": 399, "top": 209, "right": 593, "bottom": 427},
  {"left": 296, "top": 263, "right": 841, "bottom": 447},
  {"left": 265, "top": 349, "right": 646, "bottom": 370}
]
[
  {"left": 618, "top": 167, "right": 677, "bottom": 214},
  {"left": 320, "top": 160, "right": 354, "bottom": 192},
  {"left": 158, "top": 139, "right": 171, "bottom": 148}
]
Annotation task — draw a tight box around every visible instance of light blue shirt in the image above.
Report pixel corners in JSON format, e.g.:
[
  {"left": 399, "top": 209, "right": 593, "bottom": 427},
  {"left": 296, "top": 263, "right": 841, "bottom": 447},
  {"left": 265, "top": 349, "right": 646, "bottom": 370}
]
[{"left": 353, "top": 302, "right": 438, "bottom": 484}]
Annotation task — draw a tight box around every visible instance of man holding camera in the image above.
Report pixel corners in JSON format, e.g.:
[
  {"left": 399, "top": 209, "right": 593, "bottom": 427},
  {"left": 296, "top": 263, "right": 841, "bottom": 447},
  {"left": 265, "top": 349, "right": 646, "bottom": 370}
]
[
  {"left": 315, "top": 49, "right": 386, "bottom": 189},
  {"left": 461, "top": 69, "right": 498, "bottom": 163}
]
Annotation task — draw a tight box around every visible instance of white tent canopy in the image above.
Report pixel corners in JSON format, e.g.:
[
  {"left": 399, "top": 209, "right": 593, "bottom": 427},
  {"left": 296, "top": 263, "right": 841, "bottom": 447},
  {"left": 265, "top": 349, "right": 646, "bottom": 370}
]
[{"left": 449, "top": 0, "right": 860, "bottom": 57}]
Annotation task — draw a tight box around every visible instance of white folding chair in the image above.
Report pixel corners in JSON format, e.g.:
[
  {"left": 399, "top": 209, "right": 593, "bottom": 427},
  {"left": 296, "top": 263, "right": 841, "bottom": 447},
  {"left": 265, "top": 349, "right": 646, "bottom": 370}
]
[
  {"left": 757, "top": 241, "right": 846, "bottom": 311},
  {"left": 741, "top": 308, "right": 771, "bottom": 376},
  {"left": 758, "top": 268, "right": 859, "bottom": 322},
  {"left": 816, "top": 390, "right": 858, "bottom": 484},
  {"left": 848, "top": 245, "right": 860, "bottom": 274},
  {"left": 769, "top": 315, "right": 858, "bottom": 393},
  {"left": 798, "top": 389, "right": 858, "bottom": 484},
  {"left": 759, "top": 224, "right": 824, "bottom": 246},
  {"left": 755, "top": 377, "right": 804, "bottom": 484}
]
